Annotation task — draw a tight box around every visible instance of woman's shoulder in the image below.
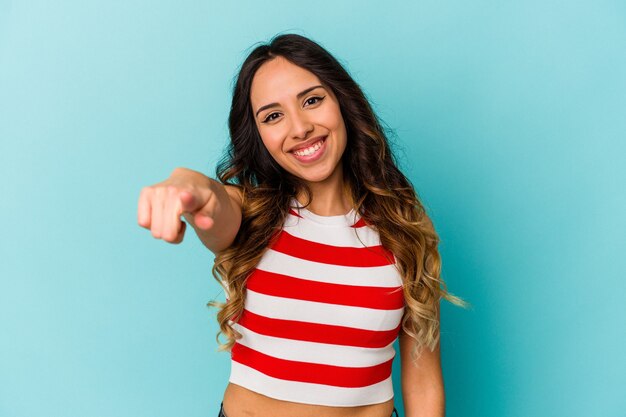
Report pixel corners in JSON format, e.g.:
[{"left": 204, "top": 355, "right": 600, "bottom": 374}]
[{"left": 223, "top": 184, "right": 244, "bottom": 211}]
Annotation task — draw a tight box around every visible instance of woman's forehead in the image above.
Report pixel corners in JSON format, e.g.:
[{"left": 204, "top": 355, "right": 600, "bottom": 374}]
[{"left": 250, "top": 57, "right": 322, "bottom": 104}]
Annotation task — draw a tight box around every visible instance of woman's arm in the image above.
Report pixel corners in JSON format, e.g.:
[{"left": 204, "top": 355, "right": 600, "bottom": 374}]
[
  {"left": 137, "top": 167, "right": 243, "bottom": 255},
  {"left": 399, "top": 307, "right": 445, "bottom": 417}
]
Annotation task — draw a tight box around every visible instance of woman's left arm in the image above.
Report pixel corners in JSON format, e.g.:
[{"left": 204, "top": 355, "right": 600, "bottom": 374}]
[{"left": 399, "top": 308, "right": 445, "bottom": 417}]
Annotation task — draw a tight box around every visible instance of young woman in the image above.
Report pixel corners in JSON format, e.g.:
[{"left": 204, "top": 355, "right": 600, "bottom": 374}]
[{"left": 137, "top": 33, "right": 466, "bottom": 417}]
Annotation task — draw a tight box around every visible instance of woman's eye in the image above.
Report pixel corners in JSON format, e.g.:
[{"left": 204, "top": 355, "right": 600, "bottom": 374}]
[
  {"left": 263, "top": 112, "right": 280, "bottom": 123},
  {"left": 261, "top": 96, "right": 325, "bottom": 123},
  {"left": 305, "top": 96, "right": 325, "bottom": 106}
]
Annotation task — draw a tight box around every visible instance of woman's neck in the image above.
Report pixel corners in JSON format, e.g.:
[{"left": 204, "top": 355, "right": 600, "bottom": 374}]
[{"left": 295, "top": 179, "right": 354, "bottom": 217}]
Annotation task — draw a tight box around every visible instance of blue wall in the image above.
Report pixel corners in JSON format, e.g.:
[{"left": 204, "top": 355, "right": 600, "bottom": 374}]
[{"left": 1, "top": 1, "right": 624, "bottom": 416}]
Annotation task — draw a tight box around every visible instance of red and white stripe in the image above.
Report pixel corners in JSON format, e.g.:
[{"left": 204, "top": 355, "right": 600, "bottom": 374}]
[{"left": 228, "top": 200, "right": 405, "bottom": 406}]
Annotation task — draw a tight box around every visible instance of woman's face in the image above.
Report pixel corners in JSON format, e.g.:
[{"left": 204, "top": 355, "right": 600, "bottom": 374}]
[{"left": 250, "top": 56, "right": 347, "bottom": 186}]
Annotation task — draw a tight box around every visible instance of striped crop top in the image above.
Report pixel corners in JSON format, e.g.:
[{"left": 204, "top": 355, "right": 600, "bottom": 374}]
[{"left": 227, "top": 198, "right": 405, "bottom": 407}]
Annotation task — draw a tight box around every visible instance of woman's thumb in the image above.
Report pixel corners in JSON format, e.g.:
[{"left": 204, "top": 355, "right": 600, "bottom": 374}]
[{"left": 193, "top": 212, "right": 214, "bottom": 230}]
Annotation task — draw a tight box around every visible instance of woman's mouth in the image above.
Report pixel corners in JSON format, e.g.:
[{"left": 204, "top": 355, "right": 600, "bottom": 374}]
[{"left": 290, "top": 136, "right": 327, "bottom": 163}]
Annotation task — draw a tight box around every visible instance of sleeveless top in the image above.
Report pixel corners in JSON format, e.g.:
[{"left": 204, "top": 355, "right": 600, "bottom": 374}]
[{"left": 226, "top": 198, "right": 405, "bottom": 407}]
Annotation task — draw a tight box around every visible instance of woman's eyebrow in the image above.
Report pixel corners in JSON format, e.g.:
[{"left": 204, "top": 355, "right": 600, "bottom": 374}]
[{"left": 255, "top": 85, "right": 325, "bottom": 118}]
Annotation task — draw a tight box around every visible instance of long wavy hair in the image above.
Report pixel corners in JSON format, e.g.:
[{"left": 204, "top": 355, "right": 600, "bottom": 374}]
[{"left": 209, "top": 33, "right": 468, "bottom": 361}]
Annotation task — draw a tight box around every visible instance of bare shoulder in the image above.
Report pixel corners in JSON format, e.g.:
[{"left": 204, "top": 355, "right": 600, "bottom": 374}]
[{"left": 223, "top": 184, "right": 243, "bottom": 210}]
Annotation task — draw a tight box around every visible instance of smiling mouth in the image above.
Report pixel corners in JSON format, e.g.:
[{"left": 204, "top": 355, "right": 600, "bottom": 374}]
[
  {"left": 291, "top": 136, "right": 327, "bottom": 156},
  {"left": 290, "top": 136, "right": 328, "bottom": 163}
]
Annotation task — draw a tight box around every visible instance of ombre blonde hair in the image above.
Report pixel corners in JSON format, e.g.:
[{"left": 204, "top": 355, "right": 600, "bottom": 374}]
[{"left": 208, "top": 33, "right": 468, "bottom": 361}]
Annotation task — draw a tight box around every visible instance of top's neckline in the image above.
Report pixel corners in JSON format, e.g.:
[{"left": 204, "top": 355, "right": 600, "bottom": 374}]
[{"left": 290, "top": 197, "right": 359, "bottom": 226}]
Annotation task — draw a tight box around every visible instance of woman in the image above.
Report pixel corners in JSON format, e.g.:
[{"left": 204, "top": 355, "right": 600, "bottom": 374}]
[{"left": 137, "top": 33, "right": 466, "bottom": 417}]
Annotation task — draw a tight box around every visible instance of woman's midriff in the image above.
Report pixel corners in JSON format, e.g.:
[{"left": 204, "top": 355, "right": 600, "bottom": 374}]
[{"left": 222, "top": 382, "right": 395, "bottom": 417}]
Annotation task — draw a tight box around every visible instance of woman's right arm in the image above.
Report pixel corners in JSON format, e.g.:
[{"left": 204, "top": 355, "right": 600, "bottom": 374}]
[{"left": 137, "top": 167, "right": 243, "bottom": 255}]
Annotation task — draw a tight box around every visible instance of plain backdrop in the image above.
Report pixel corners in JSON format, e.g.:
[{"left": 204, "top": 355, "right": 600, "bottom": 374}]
[{"left": 1, "top": 1, "right": 625, "bottom": 416}]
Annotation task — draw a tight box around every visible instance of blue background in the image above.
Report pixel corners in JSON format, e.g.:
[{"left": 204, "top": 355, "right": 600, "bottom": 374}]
[{"left": 1, "top": 1, "right": 624, "bottom": 416}]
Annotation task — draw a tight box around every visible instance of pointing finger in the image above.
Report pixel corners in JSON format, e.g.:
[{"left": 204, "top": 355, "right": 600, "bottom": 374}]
[{"left": 179, "top": 189, "right": 200, "bottom": 213}]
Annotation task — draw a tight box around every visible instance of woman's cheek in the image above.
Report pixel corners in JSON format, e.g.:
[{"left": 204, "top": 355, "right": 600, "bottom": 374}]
[{"left": 258, "top": 128, "right": 278, "bottom": 148}]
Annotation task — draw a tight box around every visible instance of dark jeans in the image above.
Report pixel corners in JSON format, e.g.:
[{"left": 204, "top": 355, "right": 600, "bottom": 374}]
[{"left": 218, "top": 402, "right": 399, "bottom": 417}]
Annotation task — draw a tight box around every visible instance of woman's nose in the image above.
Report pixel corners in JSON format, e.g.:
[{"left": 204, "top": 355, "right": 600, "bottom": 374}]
[{"left": 289, "top": 112, "right": 314, "bottom": 139}]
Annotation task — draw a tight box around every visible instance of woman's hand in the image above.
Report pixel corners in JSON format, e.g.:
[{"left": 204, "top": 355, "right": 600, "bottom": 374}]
[{"left": 137, "top": 167, "right": 218, "bottom": 244}]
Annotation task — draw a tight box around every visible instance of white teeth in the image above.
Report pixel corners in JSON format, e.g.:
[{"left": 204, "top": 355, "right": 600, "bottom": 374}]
[{"left": 293, "top": 139, "right": 324, "bottom": 156}]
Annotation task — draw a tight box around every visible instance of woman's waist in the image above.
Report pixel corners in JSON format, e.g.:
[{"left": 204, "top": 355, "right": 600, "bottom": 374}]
[{"left": 222, "top": 382, "right": 396, "bottom": 417}]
